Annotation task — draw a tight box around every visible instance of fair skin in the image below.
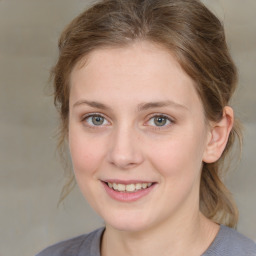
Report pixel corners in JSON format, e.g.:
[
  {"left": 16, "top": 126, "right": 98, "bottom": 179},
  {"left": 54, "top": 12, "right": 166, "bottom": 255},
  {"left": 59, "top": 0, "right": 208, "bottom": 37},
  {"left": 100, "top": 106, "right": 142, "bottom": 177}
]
[{"left": 68, "top": 41, "right": 233, "bottom": 256}]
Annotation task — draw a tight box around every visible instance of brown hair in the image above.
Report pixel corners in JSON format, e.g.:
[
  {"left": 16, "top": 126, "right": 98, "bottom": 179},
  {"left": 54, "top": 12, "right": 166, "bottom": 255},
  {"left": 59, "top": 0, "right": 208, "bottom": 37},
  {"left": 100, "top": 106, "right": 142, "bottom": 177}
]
[{"left": 52, "top": 0, "right": 242, "bottom": 227}]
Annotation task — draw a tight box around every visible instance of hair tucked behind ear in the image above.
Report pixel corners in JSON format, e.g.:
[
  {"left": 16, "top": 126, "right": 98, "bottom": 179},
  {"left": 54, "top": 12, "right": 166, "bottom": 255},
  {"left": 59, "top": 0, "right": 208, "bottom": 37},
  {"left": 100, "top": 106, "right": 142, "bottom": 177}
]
[
  {"left": 199, "top": 120, "right": 242, "bottom": 227},
  {"left": 52, "top": 0, "right": 242, "bottom": 227}
]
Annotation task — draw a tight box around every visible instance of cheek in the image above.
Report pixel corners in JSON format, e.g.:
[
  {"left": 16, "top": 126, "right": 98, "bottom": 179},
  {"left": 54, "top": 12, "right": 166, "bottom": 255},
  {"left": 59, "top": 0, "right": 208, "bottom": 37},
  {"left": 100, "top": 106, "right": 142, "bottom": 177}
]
[
  {"left": 147, "top": 133, "right": 205, "bottom": 180},
  {"left": 68, "top": 129, "right": 106, "bottom": 177}
]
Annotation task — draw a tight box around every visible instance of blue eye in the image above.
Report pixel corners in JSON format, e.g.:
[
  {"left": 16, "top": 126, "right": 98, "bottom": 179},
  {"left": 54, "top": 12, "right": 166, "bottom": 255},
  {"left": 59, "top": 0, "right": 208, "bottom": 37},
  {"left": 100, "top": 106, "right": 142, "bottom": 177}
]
[
  {"left": 148, "top": 115, "right": 172, "bottom": 127},
  {"left": 84, "top": 115, "right": 109, "bottom": 126}
]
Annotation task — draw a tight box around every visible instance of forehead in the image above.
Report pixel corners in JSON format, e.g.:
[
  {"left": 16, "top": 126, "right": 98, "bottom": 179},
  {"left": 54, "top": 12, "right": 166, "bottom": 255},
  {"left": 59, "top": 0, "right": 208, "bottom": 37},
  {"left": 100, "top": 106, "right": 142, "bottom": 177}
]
[
  {"left": 70, "top": 41, "right": 202, "bottom": 111},
  {"left": 72, "top": 41, "right": 182, "bottom": 82}
]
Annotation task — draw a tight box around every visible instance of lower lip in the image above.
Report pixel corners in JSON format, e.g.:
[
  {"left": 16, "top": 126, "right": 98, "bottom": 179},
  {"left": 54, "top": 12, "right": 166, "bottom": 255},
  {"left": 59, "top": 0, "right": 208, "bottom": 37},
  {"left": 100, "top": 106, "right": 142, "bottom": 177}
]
[{"left": 102, "top": 182, "right": 156, "bottom": 202}]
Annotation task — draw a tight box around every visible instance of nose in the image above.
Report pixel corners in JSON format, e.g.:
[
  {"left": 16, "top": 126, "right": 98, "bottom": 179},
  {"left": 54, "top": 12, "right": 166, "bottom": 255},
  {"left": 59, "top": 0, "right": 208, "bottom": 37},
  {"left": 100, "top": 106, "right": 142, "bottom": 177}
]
[{"left": 107, "top": 126, "right": 144, "bottom": 169}]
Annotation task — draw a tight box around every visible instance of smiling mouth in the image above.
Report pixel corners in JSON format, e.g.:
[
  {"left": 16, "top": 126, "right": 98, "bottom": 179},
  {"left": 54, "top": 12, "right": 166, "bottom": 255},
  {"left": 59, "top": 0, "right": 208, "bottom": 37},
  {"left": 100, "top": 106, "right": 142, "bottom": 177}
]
[{"left": 104, "top": 182, "right": 154, "bottom": 193}]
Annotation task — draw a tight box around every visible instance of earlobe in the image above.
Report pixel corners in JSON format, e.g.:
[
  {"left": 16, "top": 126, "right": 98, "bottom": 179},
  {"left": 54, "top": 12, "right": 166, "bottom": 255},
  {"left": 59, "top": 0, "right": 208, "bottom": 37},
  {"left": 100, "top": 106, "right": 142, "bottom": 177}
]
[{"left": 203, "top": 106, "right": 234, "bottom": 163}]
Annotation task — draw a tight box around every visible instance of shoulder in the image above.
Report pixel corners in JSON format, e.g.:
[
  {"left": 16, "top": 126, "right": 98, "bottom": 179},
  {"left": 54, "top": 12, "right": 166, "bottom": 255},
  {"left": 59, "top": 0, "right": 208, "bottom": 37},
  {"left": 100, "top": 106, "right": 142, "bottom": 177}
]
[
  {"left": 35, "top": 227, "right": 104, "bottom": 256},
  {"left": 203, "top": 225, "right": 256, "bottom": 256}
]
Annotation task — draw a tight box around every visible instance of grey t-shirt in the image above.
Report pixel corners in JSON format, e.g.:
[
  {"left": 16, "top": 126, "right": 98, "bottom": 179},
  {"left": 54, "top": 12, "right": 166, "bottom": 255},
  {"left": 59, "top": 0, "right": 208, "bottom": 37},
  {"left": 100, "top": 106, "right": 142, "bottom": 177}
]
[{"left": 36, "top": 225, "right": 256, "bottom": 256}]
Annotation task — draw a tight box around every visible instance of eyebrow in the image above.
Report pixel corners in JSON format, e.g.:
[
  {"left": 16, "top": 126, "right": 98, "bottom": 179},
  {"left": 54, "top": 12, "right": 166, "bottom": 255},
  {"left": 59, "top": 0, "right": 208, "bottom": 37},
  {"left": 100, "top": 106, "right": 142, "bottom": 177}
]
[
  {"left": 137, "top": 100, "right": 188, "bottom": 112},
  {"left": 73, "top": 99, "right": 188, "bottom": 112},
  {"left": 73, "top": 100, "right": 111, "bottom": 110}
]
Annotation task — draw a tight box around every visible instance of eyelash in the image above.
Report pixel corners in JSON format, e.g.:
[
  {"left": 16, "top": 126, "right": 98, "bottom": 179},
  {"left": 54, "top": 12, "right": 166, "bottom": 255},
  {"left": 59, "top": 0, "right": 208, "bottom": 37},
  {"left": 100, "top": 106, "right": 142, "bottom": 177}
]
[
  {"left": 81, "top": 113, "right": 174, "bottom": 129},
  {"left": 81, "top": 113, "right": 110, "bottom": 128},
  {"left": 145, "top": 114, "right": 174, "bottom": 130}
]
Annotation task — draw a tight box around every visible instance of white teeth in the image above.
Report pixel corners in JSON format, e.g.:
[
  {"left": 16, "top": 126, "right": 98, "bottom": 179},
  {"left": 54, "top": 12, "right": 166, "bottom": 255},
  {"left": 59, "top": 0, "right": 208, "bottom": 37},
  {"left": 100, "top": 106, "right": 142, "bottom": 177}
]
[
  {"left": 113, "top": 183, "right": 118, "bottom": 190},
  {"left": 126, "top": 184, "right": 136, "bottom": 192},
  {"left": 117, "top": 184, "right": 125, "bottom": 192},
  {"left": 107, "top": 182, "right": 153, "bottom": 192},
  {"left": 135, "top": 183, "right": 142, "bottom": 190},
  {"left": 142, "top": 183, "right": 147, "bottom": 189}
]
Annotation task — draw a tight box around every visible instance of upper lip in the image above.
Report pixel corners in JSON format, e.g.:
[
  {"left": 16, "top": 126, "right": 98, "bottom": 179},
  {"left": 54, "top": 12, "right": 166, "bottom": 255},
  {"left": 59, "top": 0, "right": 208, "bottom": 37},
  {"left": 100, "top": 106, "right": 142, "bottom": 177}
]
[{"left": 101, "top": 179, "right": 156, "bottom": 185}]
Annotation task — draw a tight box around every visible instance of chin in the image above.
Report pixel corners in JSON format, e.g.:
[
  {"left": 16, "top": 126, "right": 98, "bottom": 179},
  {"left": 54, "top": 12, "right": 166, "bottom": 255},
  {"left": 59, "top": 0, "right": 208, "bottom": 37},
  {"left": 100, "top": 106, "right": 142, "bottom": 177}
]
[
  {"left": 108, "top": 221, "right": 149, "bottom": 233},
  {"left": 103, "top": 211, "right": 156, "bottom": 233}
]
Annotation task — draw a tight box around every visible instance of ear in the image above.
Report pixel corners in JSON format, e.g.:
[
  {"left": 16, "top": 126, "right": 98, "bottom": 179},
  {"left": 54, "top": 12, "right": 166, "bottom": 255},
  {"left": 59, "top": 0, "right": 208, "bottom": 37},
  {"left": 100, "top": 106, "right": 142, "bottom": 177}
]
[{"left": 203, "top": 106, "right": 234, "bottom": 163}]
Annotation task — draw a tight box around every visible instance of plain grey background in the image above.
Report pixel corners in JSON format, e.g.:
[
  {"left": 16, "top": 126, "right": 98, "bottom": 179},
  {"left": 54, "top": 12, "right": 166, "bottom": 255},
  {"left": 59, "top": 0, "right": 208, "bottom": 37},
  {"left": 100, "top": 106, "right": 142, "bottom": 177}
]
[{"left": 0, "top": 0, "right": 255, "bottom": 255}]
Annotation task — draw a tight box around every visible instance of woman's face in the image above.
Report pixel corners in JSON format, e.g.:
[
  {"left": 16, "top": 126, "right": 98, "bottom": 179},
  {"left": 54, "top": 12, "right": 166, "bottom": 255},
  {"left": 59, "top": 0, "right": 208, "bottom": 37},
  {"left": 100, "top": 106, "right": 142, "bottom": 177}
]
[{"left": 68, "top": 41, "right": 212, "bottom": 232}]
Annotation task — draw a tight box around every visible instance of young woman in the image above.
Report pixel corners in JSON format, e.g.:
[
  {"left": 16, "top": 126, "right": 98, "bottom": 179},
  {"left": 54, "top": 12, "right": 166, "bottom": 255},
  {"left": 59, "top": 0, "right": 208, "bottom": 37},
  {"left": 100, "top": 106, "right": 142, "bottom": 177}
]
[{"left": 37, "top": 0, "right": 256, "bottom": 255}]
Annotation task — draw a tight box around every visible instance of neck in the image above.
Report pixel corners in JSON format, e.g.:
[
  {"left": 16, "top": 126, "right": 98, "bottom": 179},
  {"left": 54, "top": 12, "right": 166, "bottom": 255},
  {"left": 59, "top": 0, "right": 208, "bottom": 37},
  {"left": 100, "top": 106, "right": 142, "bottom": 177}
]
[{"left": 101, "top": 212, "right": 219, "bottom": 256}]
